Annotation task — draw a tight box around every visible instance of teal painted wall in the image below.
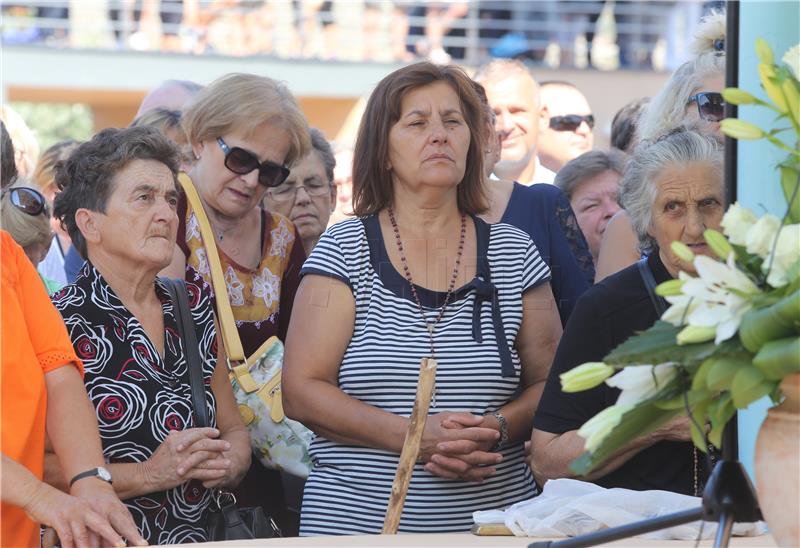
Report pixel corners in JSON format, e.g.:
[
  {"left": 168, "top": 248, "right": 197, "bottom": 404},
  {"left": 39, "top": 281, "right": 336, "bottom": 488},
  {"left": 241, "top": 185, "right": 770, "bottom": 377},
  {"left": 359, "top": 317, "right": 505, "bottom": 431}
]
[{"left": 735, "top": 0, "right": 800, "bottom": 481}]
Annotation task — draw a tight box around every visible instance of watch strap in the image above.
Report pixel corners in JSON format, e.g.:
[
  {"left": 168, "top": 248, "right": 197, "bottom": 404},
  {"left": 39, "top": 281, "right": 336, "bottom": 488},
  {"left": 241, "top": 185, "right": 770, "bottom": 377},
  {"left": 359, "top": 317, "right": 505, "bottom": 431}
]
[
  {"left": 69, "top": 467, "right": 112, "bottom": 488},
  {"left": 490, "top": 411, "right": 508, "bottom": 451}
]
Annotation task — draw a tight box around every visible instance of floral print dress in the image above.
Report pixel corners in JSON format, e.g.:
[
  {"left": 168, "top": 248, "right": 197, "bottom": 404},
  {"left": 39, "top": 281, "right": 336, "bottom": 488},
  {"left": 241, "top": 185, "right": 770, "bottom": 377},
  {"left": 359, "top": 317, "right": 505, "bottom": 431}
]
[{"left": 51, "top": 263, "right": 218, "bottom": 545}]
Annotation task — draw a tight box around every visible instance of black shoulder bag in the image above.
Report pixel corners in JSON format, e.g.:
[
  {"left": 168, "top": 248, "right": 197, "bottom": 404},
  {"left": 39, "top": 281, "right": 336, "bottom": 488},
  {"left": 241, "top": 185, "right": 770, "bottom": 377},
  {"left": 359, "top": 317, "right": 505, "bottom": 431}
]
[
  {"left": 636, "top": 258, "right": 668, "bottom": 316},
  {"left": 162, "top": 278, "right": 281, "bottom": 541}
]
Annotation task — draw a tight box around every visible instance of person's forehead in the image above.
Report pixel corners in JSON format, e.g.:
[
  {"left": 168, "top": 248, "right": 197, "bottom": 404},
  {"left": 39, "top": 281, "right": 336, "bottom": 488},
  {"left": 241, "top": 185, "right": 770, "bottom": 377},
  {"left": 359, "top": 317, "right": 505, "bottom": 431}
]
[
  {"left": 485, "top": 75, "right": 536, "bottom": 107},
  {"left": 542, "top": 87, "right": 591, "bottom": 114},
  {"left": 112, "top": 159, "right": 176, "bottom": 191},
  {"left": 287, "top": 151, "right": 327, "bottom": 183},
  {"left": 399, "top": 82, "right": 462, "bottom": 112},
  {"left": 654, "top": 164, "right": 722, "bottom": 197}
]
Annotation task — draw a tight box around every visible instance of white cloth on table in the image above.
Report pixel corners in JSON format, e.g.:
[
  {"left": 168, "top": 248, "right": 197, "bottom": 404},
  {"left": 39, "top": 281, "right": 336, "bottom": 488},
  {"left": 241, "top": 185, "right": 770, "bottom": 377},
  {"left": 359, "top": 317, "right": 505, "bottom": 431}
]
[{"left": 473, "top": 478, "right": 767, "bottom": 540}]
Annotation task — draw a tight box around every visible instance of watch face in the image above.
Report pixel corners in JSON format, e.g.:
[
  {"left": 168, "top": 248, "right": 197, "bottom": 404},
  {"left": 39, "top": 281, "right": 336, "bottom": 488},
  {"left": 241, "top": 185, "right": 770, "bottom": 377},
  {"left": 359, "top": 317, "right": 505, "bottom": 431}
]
[{"left": 97, "top": 467, "right": 112, "bottom": 482}]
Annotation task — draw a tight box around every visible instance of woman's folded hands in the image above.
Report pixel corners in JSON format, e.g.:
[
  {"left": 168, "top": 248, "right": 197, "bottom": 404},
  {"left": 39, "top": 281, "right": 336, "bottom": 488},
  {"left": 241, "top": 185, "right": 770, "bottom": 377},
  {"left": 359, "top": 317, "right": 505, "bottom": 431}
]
[
  {"left": 140, "top": 427, "right": 234, "bottom": 491},
  {"left": 420, "top": 412, "right": 504, "bottom": 483}
]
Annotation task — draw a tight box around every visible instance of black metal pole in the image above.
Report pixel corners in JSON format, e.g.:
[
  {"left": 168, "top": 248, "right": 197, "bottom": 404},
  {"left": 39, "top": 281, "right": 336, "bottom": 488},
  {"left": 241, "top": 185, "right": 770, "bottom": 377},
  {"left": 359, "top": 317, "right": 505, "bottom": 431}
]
[
  {"left": 527, "top": 508, "right": 706, "bottom": 548},
  {"left": 724, "top": 0, "right": 740, "bottom": 207}
]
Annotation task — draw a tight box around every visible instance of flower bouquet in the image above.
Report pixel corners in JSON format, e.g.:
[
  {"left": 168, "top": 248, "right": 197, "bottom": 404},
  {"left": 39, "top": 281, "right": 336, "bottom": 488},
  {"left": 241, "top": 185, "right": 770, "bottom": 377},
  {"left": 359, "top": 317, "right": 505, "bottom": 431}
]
[{"left": 560, "top": 38, "right": 800, "bottom": 477}]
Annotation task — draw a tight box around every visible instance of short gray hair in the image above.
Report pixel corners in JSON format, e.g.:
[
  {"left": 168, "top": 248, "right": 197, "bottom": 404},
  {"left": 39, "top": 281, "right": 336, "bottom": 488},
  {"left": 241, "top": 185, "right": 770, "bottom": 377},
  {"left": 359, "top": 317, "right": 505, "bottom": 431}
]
[
  {"left": 636, "top": 52, "right": 725, "bottom": 142},
  {"left": 307, "top": 128, "right": 336, "bottom": 183},
  {"left": 474, "top": 59, "right": 540, "bottom": 106},
  {"left": 622, "top": 130, "right": 723, "bottom": 255},
  {"left": 555, "top": 149, "right": 628, "bottom": 200}
]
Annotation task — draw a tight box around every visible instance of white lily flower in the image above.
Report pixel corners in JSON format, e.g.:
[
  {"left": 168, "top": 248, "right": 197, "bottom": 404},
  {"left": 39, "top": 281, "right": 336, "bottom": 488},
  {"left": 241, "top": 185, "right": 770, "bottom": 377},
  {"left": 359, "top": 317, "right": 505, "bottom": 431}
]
[
  {"left": 578, "top": 403, "right": 634, "bottom": 452},
  {"left": 663, "top": 265, "right": 755, "bottom": 336},
  {"left": 783, "top": 43, "right": 800, "bottom": 80},
  {"left": 606, "top": 363, "right": 678, "bottom": 406},
  {"left": 721, "top": 203, "right": 758, "bottom": 246},
  {"left": 661, "top": 272, "right": 697, "bottom": 326},
  {"left": 746, "top": 214, "right": 781, "bottom": 258},
  {"left": 678, "top": 254, "right": 761, "bottom": 343},
  {"left": 661, "top": 295, "right": 697, "bottom": 326},
  {"left": 764, "top": 224, "right": 800, "bottom": 288}
]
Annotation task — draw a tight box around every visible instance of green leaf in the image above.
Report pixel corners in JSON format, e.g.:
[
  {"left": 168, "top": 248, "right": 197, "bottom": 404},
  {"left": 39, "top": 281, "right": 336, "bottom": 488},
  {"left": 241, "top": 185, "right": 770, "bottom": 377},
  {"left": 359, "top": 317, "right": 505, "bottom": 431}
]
[
  {"left": 753, "top": 337, "right": 800, "bottom": 380},
  {"left": 740, "top": 290, "right": 800, "bottom": 352},
  {"left": 706, "top": 354, "right": 753, "bottom": 391},
  {"left": 569, "top": 403, "right": 680, "bottom": 475},
  {"left": 781, "top": 165, "right": 800, "bottom": 224},
  {"left": 730, "top": 366, "right": 775, "bottom": 408},
  {"left": 690, "top": 399, "right": 711, "bottom": 452},
  {"left": 604, "top": 321, "right": 721, "bottom": 367},
  {"left": 655, "top": 388, "right": 711, "bottom": 410},
  {"left": 693, "top": 358, "right": 717, "bottom": 391},
  {"left": 708, "top": 394, "right": 736, "bottom": 448}
]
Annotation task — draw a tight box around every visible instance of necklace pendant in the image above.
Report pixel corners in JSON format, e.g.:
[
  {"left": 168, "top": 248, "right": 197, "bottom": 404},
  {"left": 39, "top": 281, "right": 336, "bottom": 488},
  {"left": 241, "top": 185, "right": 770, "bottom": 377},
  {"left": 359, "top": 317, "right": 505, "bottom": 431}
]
[{"left": 427, "top": 323, "right": 434, "bottom": 335}]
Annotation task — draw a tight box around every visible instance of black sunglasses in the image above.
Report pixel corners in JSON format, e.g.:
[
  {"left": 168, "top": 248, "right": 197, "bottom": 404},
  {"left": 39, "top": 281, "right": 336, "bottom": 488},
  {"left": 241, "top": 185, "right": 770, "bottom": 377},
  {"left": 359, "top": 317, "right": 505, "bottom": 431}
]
[
  {"left": 688, "top": 92, "right": 725, "bottom": 122},
  {"left": 1, "top": 187, "right": 48, "bottom": 216},
  {"left": 216, "top": 138, "right": 290, "bottom": 188},
  {"left": 549, "top": 114, "right": 595, "bottom": 132}
]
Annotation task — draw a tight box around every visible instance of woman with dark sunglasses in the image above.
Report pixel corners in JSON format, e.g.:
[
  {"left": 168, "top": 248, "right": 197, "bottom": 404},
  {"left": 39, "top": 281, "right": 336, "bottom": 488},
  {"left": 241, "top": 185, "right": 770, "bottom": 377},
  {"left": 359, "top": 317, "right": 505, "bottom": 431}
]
[
  {"left": 595, "top": 9, "right": 726, "bottom": 283},
  {"left": 162, "top": 72, "right": 312, "bottom": 536},
  {"left": 1, "top": 183, "right": 60, "bottom": 292}
]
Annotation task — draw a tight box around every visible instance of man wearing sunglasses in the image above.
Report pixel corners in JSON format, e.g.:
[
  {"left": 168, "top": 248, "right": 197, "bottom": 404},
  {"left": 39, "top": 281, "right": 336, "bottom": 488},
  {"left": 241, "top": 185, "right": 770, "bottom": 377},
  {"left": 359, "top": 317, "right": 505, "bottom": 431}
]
[
  {"left": 538, "top": 81, "right": 595, "bottom": 173},
  {"left": 475, "top": 59, "right": 555, "bottom": 186}
]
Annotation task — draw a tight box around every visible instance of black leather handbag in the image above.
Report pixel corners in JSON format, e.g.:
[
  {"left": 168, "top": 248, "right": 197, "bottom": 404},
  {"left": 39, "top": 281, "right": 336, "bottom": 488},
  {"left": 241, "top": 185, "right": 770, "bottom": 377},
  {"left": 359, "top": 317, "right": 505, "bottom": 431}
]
[{"left": 163, "top": 278, "right": 281, "bottom": 541}]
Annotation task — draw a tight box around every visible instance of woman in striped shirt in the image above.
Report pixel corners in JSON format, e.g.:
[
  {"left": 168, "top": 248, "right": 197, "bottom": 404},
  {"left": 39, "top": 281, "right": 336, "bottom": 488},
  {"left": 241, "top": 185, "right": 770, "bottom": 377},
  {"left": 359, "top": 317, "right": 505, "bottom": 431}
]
[{"left": 283, "top": 62, "right": 562, "bottom": 535}]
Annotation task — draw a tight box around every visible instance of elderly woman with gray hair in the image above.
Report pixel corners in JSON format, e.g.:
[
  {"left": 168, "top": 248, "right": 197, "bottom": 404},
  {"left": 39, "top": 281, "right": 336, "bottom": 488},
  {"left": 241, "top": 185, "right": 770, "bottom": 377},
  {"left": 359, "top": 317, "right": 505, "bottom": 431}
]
[
  {"left": 595, "top": 9, "right": 726, "bottom": 282},
  {"left": 532, "top": 130, "right": 723, "bottom": 496},
  {"left": 263, "top": 128, "right": 337, "bottom": 254}
]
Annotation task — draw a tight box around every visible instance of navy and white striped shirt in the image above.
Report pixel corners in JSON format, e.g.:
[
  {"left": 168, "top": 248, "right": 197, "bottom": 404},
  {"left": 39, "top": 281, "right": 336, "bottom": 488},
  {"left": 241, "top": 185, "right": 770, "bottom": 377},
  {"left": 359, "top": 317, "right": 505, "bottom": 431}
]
[{"left": 298, "top": 214, "right": 551, "bottom": 535}]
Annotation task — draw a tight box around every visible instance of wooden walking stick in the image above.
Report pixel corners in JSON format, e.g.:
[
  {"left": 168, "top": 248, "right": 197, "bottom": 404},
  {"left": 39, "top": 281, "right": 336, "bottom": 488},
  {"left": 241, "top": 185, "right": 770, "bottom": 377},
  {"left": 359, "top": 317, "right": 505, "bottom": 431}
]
[{"left": 382, "top": 357, "right": 438, "bottom": 534}]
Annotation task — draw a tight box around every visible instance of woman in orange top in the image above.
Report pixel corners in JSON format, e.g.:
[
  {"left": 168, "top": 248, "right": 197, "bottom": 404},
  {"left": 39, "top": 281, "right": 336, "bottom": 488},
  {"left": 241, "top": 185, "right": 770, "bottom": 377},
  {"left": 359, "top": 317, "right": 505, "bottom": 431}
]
[{"left": 0, "top": 231, "right": 145, "bottom": 548}]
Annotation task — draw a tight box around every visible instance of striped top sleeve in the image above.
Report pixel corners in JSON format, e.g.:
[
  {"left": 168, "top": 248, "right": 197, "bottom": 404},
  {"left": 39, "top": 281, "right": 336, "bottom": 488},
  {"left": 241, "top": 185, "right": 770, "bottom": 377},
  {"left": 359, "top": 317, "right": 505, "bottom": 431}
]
[{"left": 300, "top": 220, "right": 358, "bottom": 291}]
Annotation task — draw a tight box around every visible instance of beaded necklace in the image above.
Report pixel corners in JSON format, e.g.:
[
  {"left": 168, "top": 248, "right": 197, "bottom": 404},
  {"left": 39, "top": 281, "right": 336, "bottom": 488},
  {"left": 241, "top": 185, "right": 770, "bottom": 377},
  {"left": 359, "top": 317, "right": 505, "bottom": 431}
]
[{"left": 387, "top": 207, "right": 466, "bottom": 405}]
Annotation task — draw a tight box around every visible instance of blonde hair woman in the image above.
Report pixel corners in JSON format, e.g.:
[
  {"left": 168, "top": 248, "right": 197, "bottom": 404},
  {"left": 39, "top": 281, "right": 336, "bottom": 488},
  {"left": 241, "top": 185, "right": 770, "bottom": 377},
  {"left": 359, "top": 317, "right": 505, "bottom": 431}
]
[
  {"left": 131, "top": 108, "right": 194, "bottom": 170},
  {"left": 1, "top": 181, "right": 58, "bottom": 292},
  {"left": 596, "top": 10, "right": 726, "bottom": 281},
  {"left": 164, "top": 72, "right": 311, "bottom": 535}
]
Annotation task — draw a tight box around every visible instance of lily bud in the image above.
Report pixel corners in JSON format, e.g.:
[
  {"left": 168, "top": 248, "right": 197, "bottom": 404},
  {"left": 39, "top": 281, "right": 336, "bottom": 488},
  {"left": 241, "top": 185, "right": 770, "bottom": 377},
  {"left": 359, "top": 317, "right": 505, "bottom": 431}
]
[
  {"left": 756, "top": 38, "right": 774, "bottom": 65},
  {"left": 720, "top": 119, "right": 766, "bottom": 140},
  {"left": 677, "top": 325, "right": 717, "bottom": 345},
  {"left": 782, "top": 79, "right": 800, "bottom": 125},
  {"left": 759, "top": 64, "right": 789, "bottom": 113},
  {"left": 577, "top": 404, "right": 632, "bottom": 452},
  {"left": 656, "top": 279, "right": 685, "bottom": 297},
  {"left": 560, "top": 362, "right": 614, "bottom": 392},
  {"left": 722, "top": 88, "right": 757, "bottom": 105},
  {"left": 704, "top": 229, "right": 734, "bottom": 260},
  {"left": 671, "top": 241, "right": 695, "bottom": 263}
]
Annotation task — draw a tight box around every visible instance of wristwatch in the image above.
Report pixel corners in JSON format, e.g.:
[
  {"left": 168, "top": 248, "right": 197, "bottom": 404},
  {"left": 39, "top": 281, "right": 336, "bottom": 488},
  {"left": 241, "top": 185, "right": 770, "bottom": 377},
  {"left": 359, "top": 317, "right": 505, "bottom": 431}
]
[
  {"left": 69, "top": 467, "right": 113, "bottom": 488},
  {"left": 490, "top": 411, "right": 509, "bottom": 451}
]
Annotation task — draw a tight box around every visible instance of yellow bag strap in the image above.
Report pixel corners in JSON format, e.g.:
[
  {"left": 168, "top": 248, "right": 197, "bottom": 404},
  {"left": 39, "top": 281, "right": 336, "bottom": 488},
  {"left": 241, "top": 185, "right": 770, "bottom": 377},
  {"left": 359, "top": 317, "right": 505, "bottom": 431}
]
[{"left": 177, "top": 173, "right": 246, "bottom": 362}]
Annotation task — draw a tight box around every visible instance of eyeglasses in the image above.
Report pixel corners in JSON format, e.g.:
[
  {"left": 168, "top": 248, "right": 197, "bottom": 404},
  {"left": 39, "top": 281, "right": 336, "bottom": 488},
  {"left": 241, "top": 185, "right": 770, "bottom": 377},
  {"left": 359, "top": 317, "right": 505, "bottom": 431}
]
[
  {"left": 267, "top": 178, "right": 332, "bottom": 203},
  {"left": 549, "top": 114, "right": 595, "bottom": 132},
  {"left": 1, "top": 187, "right": 48, "bottom": 216},
  {"left": 688, "top": 92, "right": 725, "bottom": 122},
  {"left": 216, "top": 138, "right": 291, "bottom": 188}
]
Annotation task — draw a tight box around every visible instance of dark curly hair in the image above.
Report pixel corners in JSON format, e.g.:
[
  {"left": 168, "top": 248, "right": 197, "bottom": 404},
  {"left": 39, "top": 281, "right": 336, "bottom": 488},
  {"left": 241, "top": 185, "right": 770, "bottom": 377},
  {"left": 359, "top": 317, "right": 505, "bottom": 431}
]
[{"left": 53, "top": 126, "right": 180, "bottom": 258}]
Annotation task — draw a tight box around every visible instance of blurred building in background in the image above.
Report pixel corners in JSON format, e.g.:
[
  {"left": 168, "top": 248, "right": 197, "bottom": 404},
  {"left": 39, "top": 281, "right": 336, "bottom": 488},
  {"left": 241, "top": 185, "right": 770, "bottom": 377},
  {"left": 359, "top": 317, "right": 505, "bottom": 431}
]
[{"left": 1, "top": 0, "right": 722, "bottom": 147}]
